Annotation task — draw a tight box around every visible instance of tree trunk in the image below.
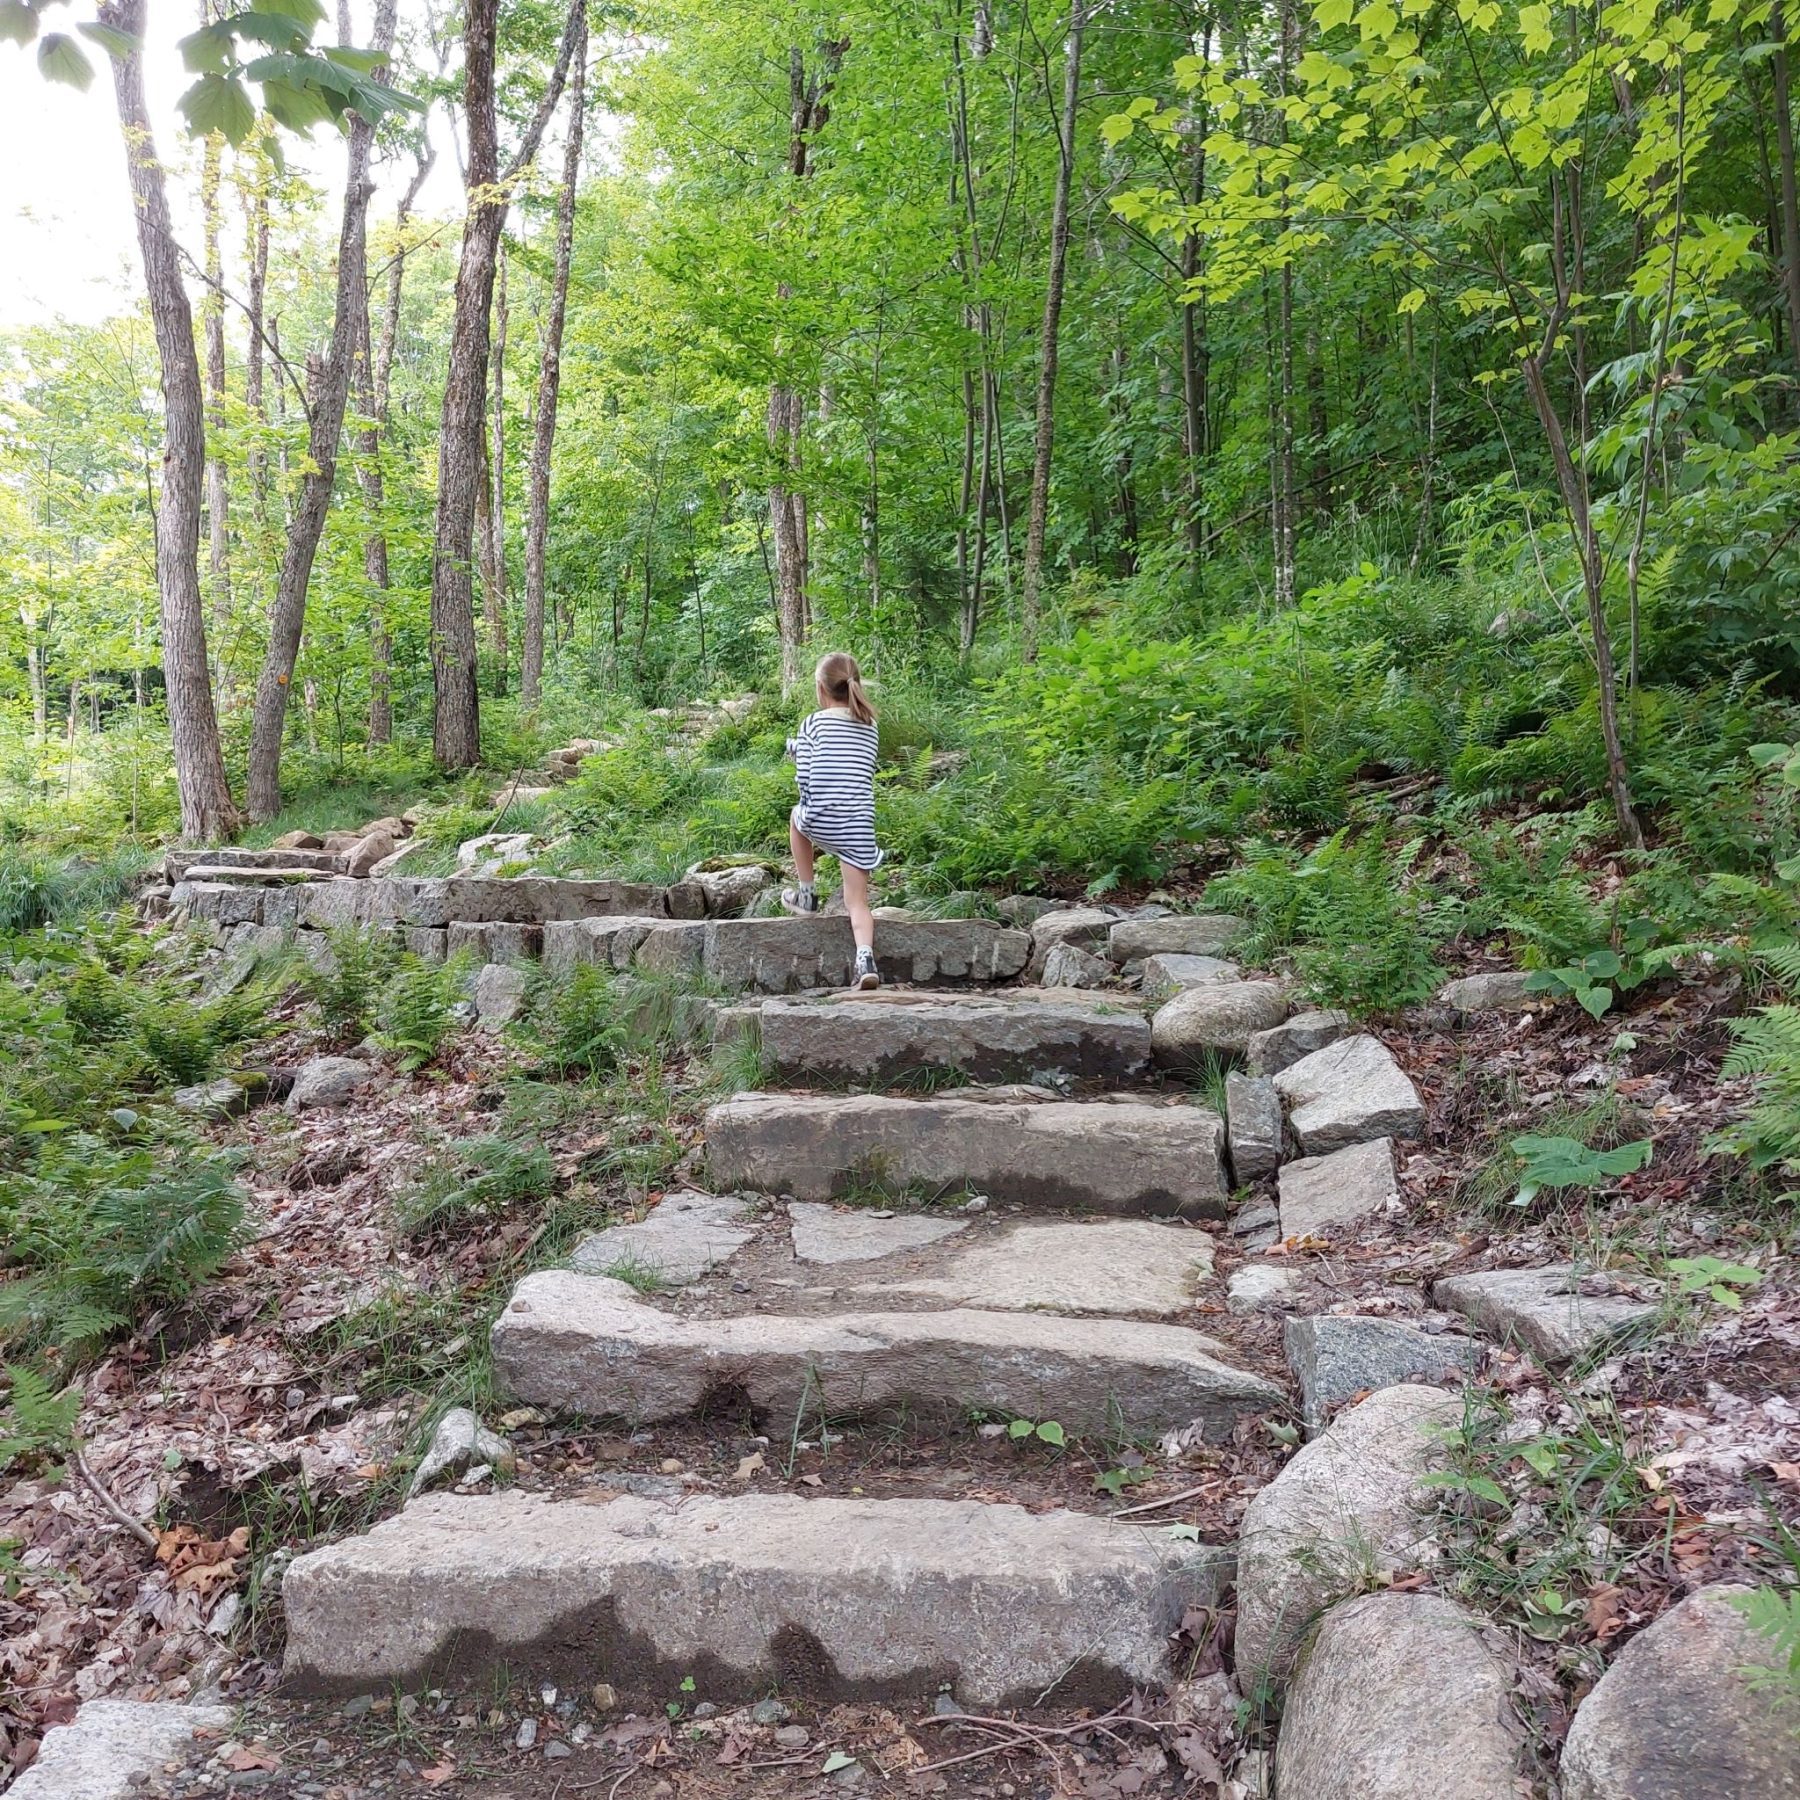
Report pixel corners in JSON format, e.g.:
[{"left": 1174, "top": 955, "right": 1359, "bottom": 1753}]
[
  {"left": 101, "top": 0, "right": 238, "bottom": 842},
  {"left": 1019, "top": 0, "right": 1086, "bottom": 661},
  {"left": 199, "top": 79, "right": 232, "bottom": 699},
  {"left": 1271, "top": 0, "right": 1296, "bottom": 606},
  {"left": 244, "top": 0, "right": 396, "bottom": 821},
  {"left": 1775, "top": 4, "right": 1800, "bottom": 375},
  {"left": 244, "top": 167, "right": 270, "bottom": 519},
  {"left": 486, "top": 234, "right": 510, "bottom": 693},
  {"left": 432, "top": 0, "right": 584, "bottom": 767},
  {"left": 522, "top": 15, "right": 586, "bottom": 709}
]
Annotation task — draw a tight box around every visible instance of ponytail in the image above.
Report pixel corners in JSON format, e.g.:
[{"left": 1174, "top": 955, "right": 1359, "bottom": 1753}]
[{"left": 815, "top": 651, "right": 877, "bottom": 726}]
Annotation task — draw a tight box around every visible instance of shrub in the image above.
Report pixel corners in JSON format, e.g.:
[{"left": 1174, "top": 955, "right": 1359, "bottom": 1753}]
[
  {"left": 519, "top": 963, "right": 624, "bottom": 1078},
  {"left": 301, "top": 926, "right": 405, "bottom": 1043},
  {"left": 375, "top": 951, "right": 475, "bottom": 1071}
]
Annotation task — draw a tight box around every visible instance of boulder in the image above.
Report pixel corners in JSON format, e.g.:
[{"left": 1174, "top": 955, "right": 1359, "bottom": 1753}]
[
  {"left": 286, "top": 1056, "right": 374, "bottom": 1112},
  {"left": 1561, "top": 1584, "right": 1800, "bottom": 1799},
  {"left": 446, "top": 920, "right": 543, "bottom": 963},
  {"left": 1273, "top": 1035, "right": 1425, "bottom": 1153},
  {"left": 1284, "top": 1313, "right": 1480, "bottom": 1429},
  {"left": 1277, "top": 1138, "right": 1400, "bottom": 1240},
  {"left": 1107, "top": 914, "right": 1245, "bottom": 967},
  {"left": 570, "top": 1191, "right": 757, "bottom": 1287},
  {"left": 172, "top": 1075, "right": 264, "bottom": 1121},
  {"left": 1141, "top": 953, "right": 1241, "bottom": 1007},
  {"left": 493, "top": 1271, "right": 1280, "bottom": 1439},
  {"left": 1041, "top": 941, "right": 1110, "bottom": 988},
  {"left": 685, "top": 862, "right": 774, "bottom": 917},
  {"left": 1225, "top": 1071, "right": 1283, "bottom": 1183},
  {"left": 703, "top": 1091, "right": 1228, "bottom": 1217},
  {"left": 702, "top": 916, "right": 1030, "bottom": 992},
  {"left": 996, "top": 895, "right": 1056, "bottom": 927},
  {"left": 1244, "top": 1009, "right": 1353, "bottom": 1076},
  {"left": 343, "top": 830, "right": 396, "bottom": 878},
  {"left": 8, "top": 1700, "right": 236, "bottom": 1800},
  {"left": 282, "top": 1489, "right": 1231, "bottom": 1707},
  {"left": 633, "top": 920, "right": 708, "bottom": 975},
  {"left": 457, "top": 831, "right": 537, "bottom": 872},
  {"left": 1234, "top": 1383, "right": 1462, "bottom": 1691},
  {"left": 408, "top": 1406, "right": 515, "bottom": 1499},
  {"left": 1275, "top": 1592, "right": 1522, "bottom": 1799},
  {"left": 1435, "top": 970, "right": 1536, "bottom": 1015},
  {"left": 1026, "top": 906, "right": 1116, "bottom": 977},
  {"left": 1433, "top": 1264, "right": 1657, "bottom": 1366},
  {"left": 300, "top": 877, "right": 370, "bottom": 930},
  {"left": 1150, "top": 982, "right": 1290, "bottom": 1066},
  {"left": 273, "top": 830, "right": 325, "bottom": 851},
  {"left": 473, "top": 964, "right": 531, "bottom": 1032},
  {"left": 541, "top": 916, "right": 664, "bottom": 975}
]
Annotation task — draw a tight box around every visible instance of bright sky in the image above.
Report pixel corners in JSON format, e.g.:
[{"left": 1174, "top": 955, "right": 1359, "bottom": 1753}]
[{"left": 0, "top": 0, "right": 468, "bottom": 331}]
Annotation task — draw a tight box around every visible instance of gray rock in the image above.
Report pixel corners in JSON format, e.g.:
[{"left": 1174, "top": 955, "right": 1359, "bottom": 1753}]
[
  {"left": 283, "top": 1489, "right": 1233, "bottom": 1707},
  {"left": 1435, "top": 970, "right": 1536, "bottom": 1015},
  {"left": 368, "top": 877, "right": 667, "bottom": 929},
  {"left": 570, "top": 1191, "right": 756, "bottom": 1287},
  {"left": 1560, "top": 1584, "right": 1800, "bottom": 1800},
  {"left": 1273, "top": 1035, "right": 1425, "bottom": 1154},
  {"left": 1151, "top": 983, "right": 1291, "bottom": 1067},
  {"left": 457, "top": 831, "right": 537, "bottom": 872},
  {"left": 493, "top": 1270, "right": 1281, "bottom": 1438},
  {"left": 1284, "top": 1314, "right": 1480, "bottom": 1430},
  {"left": 995, "top": 894, "right": 1056, "bottom": 927},
  {"left": 1276, "top": 1592, "right": 1522, "bottom": 1799},
  {"left": 173, "top": 1075, "right": 263, "bottom": 1120},
  {"left": 1231, "top": 1197, "right": 1281, "bottom": 1250},
  {"left": 1433, "top": 1264, "right": 1657, "bottom": 1367},
  {"left": 1107, "top": 914, "right": 1245, "bottom": 967},
  {"left": 758, "top": 990, "right": 1151, "bottom": 1088},
  {"left": 1244, "top": 1008, "right": 1353, "bottom": 1076},
  {"left": 1041, "top": 941, "right": 1110, "bottom": 988},
  {"left": 174, "top": 879, "right": 264, "bottom": 927},
  {"left": 1227, "top": 1264, "right": 1298, "bottom": 1314},
  {"left": 1026, "top": 906, "right": 1116, "bottom": 978},
  {"left": 405, "top": 926, "right": 449, "bottom": 963},
  {"left": 408, "top": 1407, "right": 516, "bottom": 1499},
  {"left": 1277, "top": 1138, "right": 1400, "bottom": 1240},
  {"left": 702, "top": 916, "right": 1030, "bottom": 993},
  {"left": 541, "top": 915, "right": 665, "bottom": 975},
  {"left": 633, "top": 920, "right": 709, "bottom": 975},
  {"left": 848, "top": 1217, "right": 1215, "bottom": 1319},
  {"left": 1234, "top": 1384, "right": 1463, "bottom": 1692},
  {"left": 685, "top": 862, "right": 773, "bottom": 917},
  {"left": 446, "top": 920, "right": 543, "bottom": 963},
  {"left": 286, "top": 1056, "right": 374, "bottom": 1112},
  {"left": 704, "top": 1091, "right": 1227, "bottom": 1218},
  {"left": 343, "top": 830, "right": 396, "bottom": 878},
  {"left": 1141, "top": 953, "right": 1241, "bottom": 1007},
  {"left": 1225, "top": 1072, "right": 1282, "bottom": 1184},
  {"left": 473, "top": 964, "right": 531, "bottom": 1032},
  {"left": 8, "top": 1700, "right": 236, "bottom": 1800},
  {"left": 787, "top": 1203, "right": 968, "bottom": 1264},
  {"left": 300, "top": 877, "right": 370, "bottom": 930}
]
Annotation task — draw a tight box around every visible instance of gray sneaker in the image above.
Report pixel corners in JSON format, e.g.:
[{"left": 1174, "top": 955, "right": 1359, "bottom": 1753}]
[
  {"left": 781, "top": 886, "right": 820, "bottom": 915},
  {"left": 852, "top": 947, "right": 880, "bottom": 991}
]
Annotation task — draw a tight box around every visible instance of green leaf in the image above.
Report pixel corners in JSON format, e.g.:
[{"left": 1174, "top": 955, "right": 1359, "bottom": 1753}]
[
  {"left": 1315, "top": 0, "right": 1353, "bottom": 24},
  {"left": 38, "top": 31, "right": 94, "bottom": 89},
  {"left": 1575, "top": 984, "right": 1614, "bottom": 1019},
  {"left": 1035, "top": 1420, "right": 1066, "bottom": 1447},
  {"left": 78, "top": 20, "right": 140, "bottom": 58},
  {"left": 1581, "top": 949, "right": 1624, "bottom": 980},
  {"left": 1397, "top": 286, "right": 1427, "bottom": 315},
  {"left": 1008, "top": 1418, "right": 1033, "bottom": 1439},
  {"left": 0, "top": 1, "right": 38, "bottom": 47},
  {"left": 248, "top": 0, "right": 326, "bottom": 25},
  {"left": 179, "top": 72, "right": 257, "bottom": 143},
  {"left": 259, "top": 74, "right": 337, "bottom": 130},
  {"left": 178, "top": 21, "right": 233, "bottom": 72}
]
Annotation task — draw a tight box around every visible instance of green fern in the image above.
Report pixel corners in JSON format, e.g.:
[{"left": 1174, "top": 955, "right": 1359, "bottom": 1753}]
[
  {"left": 1732, "top": 1587, "right": 1800, "bottom": 1709},
  {"left": 375, "top": 951, "right": 475, "bottom": 1072},
  {"left": 1716, "top": 1004, "right": 1800, "bottom": 1173},
  {"left": 0, "top": 1363, "right": 77, "bottom": 1475}
]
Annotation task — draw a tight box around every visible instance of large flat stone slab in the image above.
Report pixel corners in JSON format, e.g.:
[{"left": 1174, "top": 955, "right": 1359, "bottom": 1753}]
[
  {"left": 10, "top": 1701, "right": 235, "bottom": 1800},
  {"left": 1285, "top": 1313, "right": 1479, "bottom": 1430},
  {"left": 1108, "top": 915, "right": 1244, "bottom": 966},
  {"left": 282, "top": 1489, "right": 1232, "bottom": 1707},
  {"left": 493, "top": 1271, "right": 1280, "bottom": 1436},
  {"left": 1432, "top": 1264, "right": 1657, "bottom": 1366},
  {"left": 1235, "top": 1384, "right": 1462, "bottom": 1691},
  {"left": 541, "top": 915, "right": 666, "bottom": 974},
  {"left": 1277, "top": 1137, "right": 1399, "bottom": 1239},
  {"left": 1560, "top": 1583, "right": 1798, "bottom": 1800},
  {"left": 367, "top": 876, "right": 668, "bottom": 928},
  {"left": 702, "top": 916, "right": 1029, "bottom": 992},
  {"left": 167, "top": 845, "right": 343, "bottom": 880},
  {"left": 570, "top": 1192, "right": 756, "bottom": 1287},
  {"left": 757, "top": 990, "right": 1151, "bottom": 1087},
  {"left": 704, "top": 1092, "right": 1227, "bottom": 1216},
  {"left": 1276, "top": 1593, "right": 1522, "bottom": 1798},
  {"left": 1273, "top": 1034, "right": 1425, "bottom": 1154},
  {"left": 787, "top": 1203, "right": 968, "bottom": 1263},
  {"left": 851, "top": 1218, "right": 1213, "bottom": 1317}
]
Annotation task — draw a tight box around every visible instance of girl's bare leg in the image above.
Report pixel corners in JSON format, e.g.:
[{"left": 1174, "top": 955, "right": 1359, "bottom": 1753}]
[
  {"left": 789, "top": 811, "right": 817, "bottom": 885},
  {"left": 841, "top": 864, "right": 876, "bottom": 954}
]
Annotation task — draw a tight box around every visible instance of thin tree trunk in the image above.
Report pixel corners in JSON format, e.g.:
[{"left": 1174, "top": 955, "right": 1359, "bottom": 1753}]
[
  {"left": 486, "top": 234, "right": 510, "bottom": 693},
  {"left": 245, "top": 0, "right": 396, "bottom": 819},
  {"left": 101, "top": 0, "right": 238, "bottom": 842},
  {"left": 432, "top": 0, "right": 583, "bottom": 767},
  {"left": 199, "top": 79, "right": 232, "bottom": 700},
  {"left": 1272, "top": 0, "right": 1296, "bottom": 606},
  {"left": 244, "top": 168, "right": 270, "bottom": 518},
  {"left": 1019, "top": 0, "right": 1086, "bottom": 661},
  {"left": 522, "top": 16, "right": 586, "bottom": 709},
  {"left": 1774, "top": 3, "right": 1800, "bottom": 371}
]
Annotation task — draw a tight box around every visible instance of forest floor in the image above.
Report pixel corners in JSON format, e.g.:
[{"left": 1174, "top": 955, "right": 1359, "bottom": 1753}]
[{"left": 3, "top": 873, "right": 1797, "bottom": 1798}]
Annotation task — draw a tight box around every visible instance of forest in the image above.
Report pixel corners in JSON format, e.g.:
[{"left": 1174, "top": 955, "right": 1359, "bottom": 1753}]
[{"left": 3, "top": 0, "right": 1800, "bottom": 1789}]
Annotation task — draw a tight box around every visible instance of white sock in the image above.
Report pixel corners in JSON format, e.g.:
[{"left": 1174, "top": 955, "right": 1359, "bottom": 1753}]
[{"left": 797, "top": 880, "right": 815, "bottom": 899}]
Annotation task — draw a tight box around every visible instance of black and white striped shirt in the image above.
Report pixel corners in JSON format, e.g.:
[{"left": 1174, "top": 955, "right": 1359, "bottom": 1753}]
[{"left": 792, "top": 708, "right": 883, "bottom": 871}]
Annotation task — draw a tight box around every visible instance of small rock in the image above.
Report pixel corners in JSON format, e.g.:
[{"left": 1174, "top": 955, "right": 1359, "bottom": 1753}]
[
  {"left": 1140, "top": 953, "right": 1241, "bottom": 1007},
  {"left": 692, "top": 1701, "right": 717, "bottom": 1719},
  {"left": 473, "top": 963, "right": 531, "bottom": 1033},
  {"left": 1284, "top": 1313, "right": 1480, "bottom": 1430},
  {"left": 544, "top": 1740, "right": 572, "bottom": 1760},
  {"left": 592, "top": 1683, "right": 619, "bottom": 1711},
  {"left": 1225, "top": 1071, "right": 1282, "bottom": 1183},
  {"left": 408, "top": 1408, "right": 516, "bottom": 1500},
  {"left": 1026, "top": 906, "right": 1116, "bottom": 977},
  {"left": 1432, "top": 1264, "right": 1657, "bottom": 1367},
  {"left": 1273, "top": 1035, "right": 1425, "bottom": 1154},
  {"left": 343, "top": 831, "right": 396, "bottom": 878},
  {"left": 660, "top": 1457, "right": 685, "bottom": 1475},
  {"left": 286, "top": 1056, "right": 374, "bottom": 1113},
  {"left": 1227, "top": 1265, "right": 1297, "bottom": 1314},
  {"left": 1434, "top": 970, "right": 1536, "bottom": 1015},
  {"left": 515, "top": 1719, "right": 537, "bottom": 1750},
  {"left": 1040, "top": 941, "right": 1110, "bottom": 988},
  {"left": 174, "top": 1075, "right": 263, "bottom": 1121},
  {"left": 752, "top": 1699, "right": 792, "bottom": 1725},
  {"left": 458, "top": 831, "right": 537, "bottom": 873},
  {"left": 1277, "top": 1137, "right": 1400, "bottom": 1239},
  {"left": 995, "top": 895, "right": 1055, "bottom": 927},
  {"left": 273, "top": 830, "right": 325, "bottom": 851},
  {"left": 774, "top": 1725, "right": 811, "bottom": 1748},
  {"left": 1107, "top": 914, "right": 1245, "bottom": 967},
  {"left": 1170, "top": 1670, "right": 1237, "bottom": 1731},
  {"left": 1244, "top": 1009, "right": 1353, "bottom": 1077}
]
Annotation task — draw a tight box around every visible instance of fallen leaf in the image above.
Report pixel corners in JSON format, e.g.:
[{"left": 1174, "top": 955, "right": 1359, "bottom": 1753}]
[{"left": 734, "top": 1451, "right": 764, "bottom": 1482}]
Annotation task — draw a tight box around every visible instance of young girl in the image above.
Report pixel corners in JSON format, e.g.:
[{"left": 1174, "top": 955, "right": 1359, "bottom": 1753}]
[{"left": 784, "top": 652, "right": 883, "bottom": 991}]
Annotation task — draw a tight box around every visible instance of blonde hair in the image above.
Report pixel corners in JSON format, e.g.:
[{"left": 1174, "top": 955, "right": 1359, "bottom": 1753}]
[{"left": 815, "top": 652, "right": 876, "bottom": 726}]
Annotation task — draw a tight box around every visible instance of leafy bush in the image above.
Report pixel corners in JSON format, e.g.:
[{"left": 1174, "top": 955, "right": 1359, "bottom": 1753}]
[
  {"left": 300, "top": 926, "right": 405, "bottom": 1043},
  {"left": 375, "top": 951, "right": 475, "bottom": 1071},
  {"left": 519, "top": 964, "right": 625, "bottom": 1078},
  {"left": 0, "top": 1363, "right": 77, "bottom": 1475}
]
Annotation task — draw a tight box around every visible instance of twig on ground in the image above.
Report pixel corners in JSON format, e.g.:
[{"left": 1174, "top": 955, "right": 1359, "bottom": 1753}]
[{"left": 74, "top": 1443, "right": 158, "bottom": 1551}]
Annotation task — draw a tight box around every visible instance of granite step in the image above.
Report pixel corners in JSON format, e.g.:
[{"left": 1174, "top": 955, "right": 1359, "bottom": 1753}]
[
  {"left": 753, "top": 988, "right": 1152, "bottom": 1086},
  {"left": 703, "top": 1089, "right": 1227, "bottom": 1215},
  {"left": 281, "top": 1489, "right": 1231, "bottom": 1707},
  {"left": 491, "top": 1269, "right": 1280, "bottom": 1437}
]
